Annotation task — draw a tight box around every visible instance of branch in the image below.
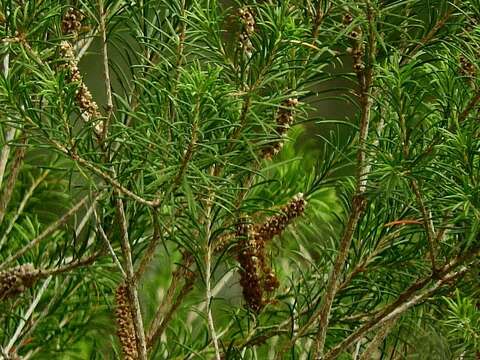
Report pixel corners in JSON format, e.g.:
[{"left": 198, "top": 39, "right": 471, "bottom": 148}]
[
  {"left": 0, "top": 128, "right": 15, "bottom": 190},
  {"left": 39, "top": 251, "right": 101, "bottom": 277},
  {"left": 323, "top": 262, "right": 471, "bottom": 360},
  {"left": 0, "top": 53, "right": 15, "bottom": 190},
  {"left": 134, "top": 213, "right": 162, "bottom": 282},
  {"left": 357, "top": 315, "right": 399, "bottom": 360},
  {"left": 311, "top": 2, "right": 332, "bottom": 41},
  {"left": 204, "top": 191, "right": 222, "bottom": 360},
  {"left": 99, "top": 0, "right": 113, "bottom": 141},
  {"left": 4, "top": 277, "right": 53, "bottom": 354},
  {"left": 147, "top": 257, "right": 195, "bottom": 348},
  {"left": 309, "top": 4, "right": 377, "bottom": 357},
  {"left": 115, "top": 197, "right": 148, "bottom": 359},
  {"left": 0, "top": 195, "right": 90, "bottom": 270},
  {"left": 0, "top": 137, "right": 26, "bottom": 226},
  {"left": 93, "top": 207, "right": 127, "bottom": 278},
  {"left": 458, "top": 89, "right": 480, "bottom": 124},
  {"left": 400, "top": 3, "right": 456, "bottom": 65},
  {"left": 411, "top": 180, "right": 437, "bottom": 272},
  {"left": 0, "top": 171, "right": 49, "bottom": 248},
  {"left": 51, "top": 138, "right": 159, "bottom": 207}
]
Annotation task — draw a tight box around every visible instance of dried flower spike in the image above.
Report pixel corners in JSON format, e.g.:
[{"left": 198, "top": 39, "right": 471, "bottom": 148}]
[
  {"left": 0, "top": 263, "right": 39, "bottom": 301},
  {"left": 236, "top": 218, "right": 264, "bottom": 312},
  {"left": 59, "top": 41, "right": 103, "bottom": 134},
  {"left": 254, "top": 193, "right": 306, "bottom": 244},
  {"left": 238, "top": 7, "right": 255, "bottom": 58},
  {"left": 347, "top": 26, "right": 365, "bottom": 73},
  {"left": 236, "top": 194, "right": 306, "bottom": 312},
  {"left": 261, "top": 98, "right": 299, "bottom": 159},
  {"left": 115, "top": 285, "right": 138, "bottom": 360},
  {"left": 460, "top": 56, "right": 476, "bottom": 80}
]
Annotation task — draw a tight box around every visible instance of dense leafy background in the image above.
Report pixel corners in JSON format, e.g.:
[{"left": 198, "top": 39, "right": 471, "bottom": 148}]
[{"left": 0, "top": 0, "right": 479, "bottom": 359}]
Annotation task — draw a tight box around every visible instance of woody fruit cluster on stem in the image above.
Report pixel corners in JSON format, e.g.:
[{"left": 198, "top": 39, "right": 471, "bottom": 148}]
[{"left": 236, "top": 194, "right": 306, "bottom": 312}]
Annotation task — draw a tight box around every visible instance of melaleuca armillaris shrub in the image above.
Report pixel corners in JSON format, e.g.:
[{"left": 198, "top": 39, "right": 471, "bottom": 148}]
[{"left": 0, "top": 0, "right": 479, "bottom": 359}]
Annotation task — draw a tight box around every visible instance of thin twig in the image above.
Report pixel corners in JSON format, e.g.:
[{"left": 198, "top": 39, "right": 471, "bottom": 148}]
[
  {"left": 0, "top": 170, "right": 49, "bottom": 248},
  {"left": 134, "top": 212, "right": 161, "bottom": 281},
  {"left": 147, "top": 263, "right": 196, "bottom": 348},
  {"left": 323, "top": 263, "right": 471, "bottom": 360},
  {"left": 115, "top": 197, "right": 148, "bottom": 359},
  {"left": 458, "top": 90, "right": 480, "bottom": 124},
  {"left": 197, "top": 165, "right": 223, "bottom": 360},
  {"left": 0, "top": 195, "right": 90, "bottom": 270},
  {"left": 93, "top": 206, "right": 126, "bottom": 278},
  {"left": 0, "top": 128, "right": 15, "bottom": 191},
  {"left": 186, "top": 270, "right": 234, "bottom": 327},
  {"left": 99, "top": 0, "right": 113, "bottom": 141},
  {"left": 411, "top": 180, "right": 437, "bottom": 272},
  {"left": 0, "top": 52, "right": 15, "bottom": 190},
  {"left": 50, "top": 138, "right": 159, "bottom": 207},
  {"left": 204, "top": 191, "right": 222, "bottom": 360},
  {"left": 357, "top": 315, "right": 399, "bottom": 360},
  {"left": 309, "top": 3, "right": 376, "bottom": 357},
  {"left": 97, "top": 13, "right": 148, "bottom": 353},
  {"left": 311, "top": 2, "right": 332, "bottom": 41},
  {"left": 147, "top": 254, "right": 193, "bottom": 344},
  {"left": 39, "top": 251, "right": 101, "bottom": 277},
  {"left": 4, "top": 277, "right": 53, "bottom": 354},
  {"left": 0, "top": 137, "right": 26, "bottom": 226},
  {"left": 400, "top": 3, "right": 457, "bottom": 65}
]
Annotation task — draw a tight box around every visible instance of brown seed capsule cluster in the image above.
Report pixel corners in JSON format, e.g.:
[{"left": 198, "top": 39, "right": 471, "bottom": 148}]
[
  {"left": 342, "top": 13, "right": 353, "bottom": 26},
  {"left": 343, "top": 12, "right": 364, "bottom": 73},
  {"left": 236, "top": 219, "right": 264, "bottom": 312},
  {"left": 236, "top": 193, "right": 306, "bottom": 312},
  {"left": 460, "top": 56, "right": 476, "bottom": 80},
  {"left": 59, "top": 41, "right": 103, "bottom": 134},
  {"left": 0, "top": 264, "right": 39, "bottom": 301},
  {"left": 115, "top": 285, "right": 138, "bottom": 360},
  {"left": 61, "top": 7, "right": 84, "bottom": 35},
  {"left": 261, "top": 98, "right": 299, "bottom": 159},
  {"left": 347, "top": 29, "right": 365, "bottom": 73},
  {"left": 255, "top": 193, "right": 306, "bottom": 243},
  {"left": 238, "top": 7, "right": 255, "bottom": 58}
]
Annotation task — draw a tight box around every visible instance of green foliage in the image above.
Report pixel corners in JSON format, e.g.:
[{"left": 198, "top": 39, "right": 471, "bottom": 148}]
[{"left": 0, "top": 0, "right": 479, "bottom": 359}]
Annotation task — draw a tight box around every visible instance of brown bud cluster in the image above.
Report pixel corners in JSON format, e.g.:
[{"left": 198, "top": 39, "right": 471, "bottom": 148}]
[
  {"left": 262, "top": 98, "right": 299, "bottom": 159},
  {"left": 255, "top": 193, "right": 306, "bottom": 243},
  {"left": 59, "top": 41, "right": 82, "bottom": 82},
  {"left": 236, "top": 194, "right": 306, "bottom": 312},
  {"left": 460, "top": 56, "right": 476, "bottom": 80},
  {"left": 342, "top": 13, "right": 353, "bottom": 25},
  {"left": 238, "top": 7, "right": 255, "bottom": 58},
  {"left": 115, "top": 285, "right": 138, "bottom": 360},
  {"left": 346, "top": 27, "right": 364, "bottom": 73},
  {"left": 59, "top": 41, "right": 103, "bottom": 134},
  {"left": 236, "top": 219, "right": 264, "bottom": 312},
  {"left": 0, "top": 264, "right": 39, "bottom": 301},
  {"left": 61, "top": 7, "right": 84, "bottom": 35}
]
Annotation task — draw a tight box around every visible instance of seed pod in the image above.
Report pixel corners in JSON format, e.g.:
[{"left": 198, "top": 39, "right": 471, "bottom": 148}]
[
  {"left": 58, "top": 41, "right": 103, "bottom": 133},
  {"left": 115, "top": 285, "right": 138, "bottom": 360},
  {"left": 236, "top": 217, "right": 264, "bottom": 312},
  {"left": 459, "top": 56, "right": 476, "bottom": 79},
  {"left": 0, "top": 264, "right": 39, "bottom": 301},
  {"left": 262, "top": 271, "right": 279, "bottom": 292},
  {"left": 61, "top": 7, "right": 84, "bottom": 35},
  {"left": 254, "top": 193, "right": 306, "bottom": 244},
  {"left": 236, "top": 194, "right": 306, "bottom": 312},
  {"left": 261, "top": 98, "right": 299, "bottom": 159},
  {"left": 238, "top": 7, "right": 256, "bottom": 58},
  {"left": 342, "top": 13, "right": 353, "bottom": 25}
]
